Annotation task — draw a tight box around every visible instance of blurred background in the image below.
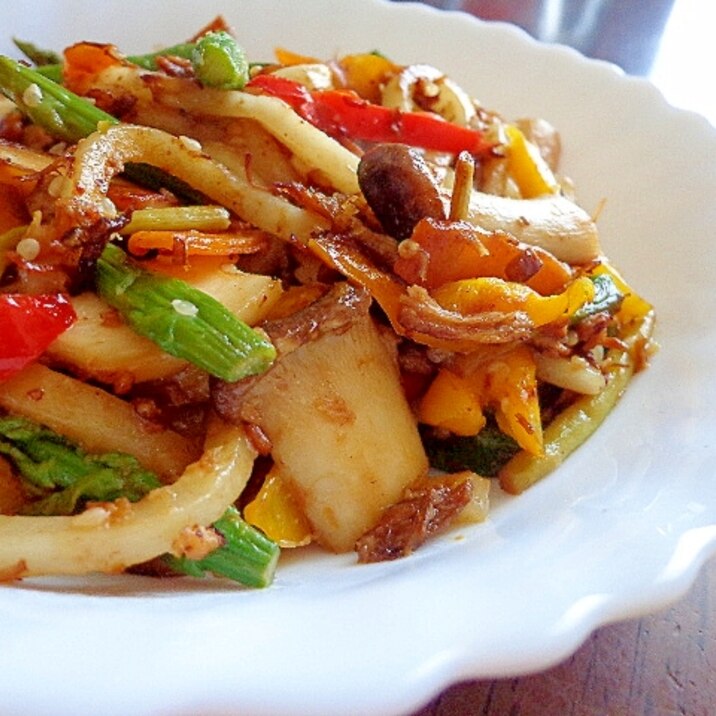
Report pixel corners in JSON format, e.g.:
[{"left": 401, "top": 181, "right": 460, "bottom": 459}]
[{"left": 391, "top": 0, "right": 716, "bottom": 126}]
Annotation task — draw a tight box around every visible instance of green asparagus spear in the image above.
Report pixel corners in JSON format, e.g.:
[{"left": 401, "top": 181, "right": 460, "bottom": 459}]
[
  {"left": 17, "top": 41, "right": 199, "bottom": 85},
  {"left": 125, "top": 42, "right": 198, "bottom": 71},
  {"left": 96, "top": 243, "right": 276, "bottom": 382},
  {"left": 0, "top": 415, "right": 161, "bottom": 515},
  {"left": 191, "top": 31, "right": 249, "bottom": 90},
  {"left": 12, "top": 39, "right": 61, "bottom": 67},
  {"left": 29, "top": 64, "right": 64, "bottom": 83},
  {"left": 0, "top": 56, "right": 209, "bottom": 203},
  {"left": 164, "top": 506, "right": 280, "bottom": 588},
  {"left": 0, "top": 55, "right": 118, "bottom": 142},
  {"left": 10, "top": 39, "right": 63, "bottom": 81},
  {"left": 27, "top": 64, "right": 64, "bottom": 83},
  {"left": 0, "top": 414, "right": 279, "bottom": 586}
]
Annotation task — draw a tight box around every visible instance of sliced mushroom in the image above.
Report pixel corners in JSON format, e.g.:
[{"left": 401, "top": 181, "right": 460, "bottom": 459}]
[
  {"left": 466, "top": 191, "right": 601, "bottom": 265},
  {"left": 357, "top": 143, "right": 600, "bottom": 264},
  {"left": 357, "top": 143, "right": 444, "bottom": 240}
]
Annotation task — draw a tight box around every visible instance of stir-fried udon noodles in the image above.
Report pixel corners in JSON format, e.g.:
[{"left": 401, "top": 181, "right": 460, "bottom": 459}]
[{"left": 0, "top": 18, "right": 655, "bottom": 586}]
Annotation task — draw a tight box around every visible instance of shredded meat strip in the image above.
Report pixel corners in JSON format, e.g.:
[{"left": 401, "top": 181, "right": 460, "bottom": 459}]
[
  {"left": 398, "top": 285, "right": 534, "bottom": 347},
  {"left": 355, "top": 475, "right": 473, "bottom": 563},
  {"left": 212, "top": 282, "right": 371, "bottom": 424}
]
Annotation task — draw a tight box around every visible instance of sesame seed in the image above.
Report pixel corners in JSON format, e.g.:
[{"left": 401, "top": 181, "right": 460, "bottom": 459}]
[
  {"left": 15, "top": 237, "right": 41, "bottom": 261},
  {"left": 48, "top": 174, "right": 70, "bottom": 198},
  {"left": 397, "top": 239, "right": 421, "bottom": 258},
  {"left": 98, "top": 197, "right": 118, "bottom": 219},
  {"left": 179, "top": 135, "right": 202, "bottom": 153},
  {"left": 22, "top": 83, "right": 43, "bottom": 108},
  {"left": 48, "top": 142, "right": 68, "bottom": 156},
  {"left": 171, "top": 299, "right": 198, "bottom": 317},
  {"left": 71, "top": 506, "right": 111, "bottom": 528}
]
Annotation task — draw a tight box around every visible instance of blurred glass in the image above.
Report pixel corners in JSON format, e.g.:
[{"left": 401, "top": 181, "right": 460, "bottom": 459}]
[
  {"left": 391, "top": 0, "right": 675, "bottom": 75},
  {"left": 390, "top": 0, "right": 716, "bottom": 125}
]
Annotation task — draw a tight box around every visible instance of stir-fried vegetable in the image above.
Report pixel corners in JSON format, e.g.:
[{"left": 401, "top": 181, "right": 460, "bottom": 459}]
[
  {"left": 422, "top": 423, "right": 520, "bottom": 477},
  {"left": 14, "top": 39, "right": 198, "bottom": 83},
  {"left": 499, "top": 310, "right": 655, "bottom": 494},
  {"left": 164, "top": 506, "right": 279, "bottom": 588},
  {"left": 96, "top": 243, "right": 276, "bottom": 382},
  {"left": 192, "top": 31, "right": 249, "bottom": 90},
  {"left": 0, "top": 415, "right": 161, "bottom": 515},
  {"left": 0, "top": 413, "right": 279, "bottom": 585},
  {"left": 0, "top": 418, "right": 262, "bottom": 580},
  {"left": 247, "top": 74, "right": 495, "bottom": 155},
  {"left": 570, "top": 272, "right": 624, "bottom": 324},
  {"left": 0, "top": 294, "right": 76, "bottom": 383},
  {"left": 0, "top": 57, "right": 208, "bottom": 204},
  {"left": 0, "top": 20, "right": 655, "bottom": 587},
  {"left": 0, "top": 56, "right": 116, "bottom": 142},
  {"left": 121, "top": 205, "right": 232, "bottom": 234}
]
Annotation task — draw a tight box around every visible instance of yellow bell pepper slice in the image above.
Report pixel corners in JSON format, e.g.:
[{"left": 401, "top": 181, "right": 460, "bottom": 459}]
[
  {"left": 504, "top": 124, "right": 560, "bottom": 198},
  {"left": 499, "top": 310, "right": 655, "bottom": 493},
  {"left": 338, "top": 53, "right": 398, "bottom": 103},
  {"left": 418, "top": 368, "right": 487, "bottom": 436},
  {"left": 485, "top": 344, "right": 543, "bottom": 456},
  {"left": 432, "top": 275, "right": 595, "bottom": 327},
  {"left": 590, "top": 262, "right": 652, "bottom": 324},
  {"left": 421, "top": 346, "right": 543, "bottom": 455},
  {"left": 244, "top": 467, "right": 313, "bottom": 548}
]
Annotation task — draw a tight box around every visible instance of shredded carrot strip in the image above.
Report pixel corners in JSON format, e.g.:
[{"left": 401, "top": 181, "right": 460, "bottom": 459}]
[{"left": 127, "top": 230, "right": 268, "bottom": 257}]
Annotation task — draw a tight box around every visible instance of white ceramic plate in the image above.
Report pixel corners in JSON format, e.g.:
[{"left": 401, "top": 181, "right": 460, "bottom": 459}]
[{"left": 1, "top": 2, "right": 715, "bottom": 715}]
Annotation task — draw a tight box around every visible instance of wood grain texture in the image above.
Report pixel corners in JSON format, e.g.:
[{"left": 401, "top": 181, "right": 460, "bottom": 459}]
[{"left": 412, "top": 558, "right": 715, "bottom": 716}]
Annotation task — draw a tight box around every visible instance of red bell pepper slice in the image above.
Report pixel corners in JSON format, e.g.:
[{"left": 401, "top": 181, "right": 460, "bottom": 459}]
[
  {"left": 246, "top": 74, "right": 493, "bottom": 156},
  {"left": 0, "top": 293, "right": 76, "bottom": 382}
]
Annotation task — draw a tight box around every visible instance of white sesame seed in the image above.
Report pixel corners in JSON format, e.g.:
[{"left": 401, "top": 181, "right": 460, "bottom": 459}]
[
  {"left": 22, "top": 83, "right": 43, "bottom": 108},
  {"left": 15, "top": 237, "right": 41, "bottom": 261},
  {"left": 397, "top": 239, "right": 421, "bottom": 259},
  {"left": 179, "top": 135, "right": 202, "bottom": 153},
  {"left": 71, "top": 506, "right": 110, "bottom": 528},
  {"left": 48, "top": 142, "right": 68, "bottom": 156},
  {"left": 98, "top": 197, "right": 118, "bottom": 219},
  {"left": 48, "top": 174, "right": 70, "bottom": 198},
  {"left": 171, "top": 299, "right": 198, "bottom": 317}
]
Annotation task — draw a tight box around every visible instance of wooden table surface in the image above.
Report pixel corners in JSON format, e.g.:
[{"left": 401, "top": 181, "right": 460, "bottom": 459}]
[
  {"left": 395, "top": 1, "right": 716, "bottom": 714},
  {"left": 414, "top": 556, "right": 716, "bottom": 715}
]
